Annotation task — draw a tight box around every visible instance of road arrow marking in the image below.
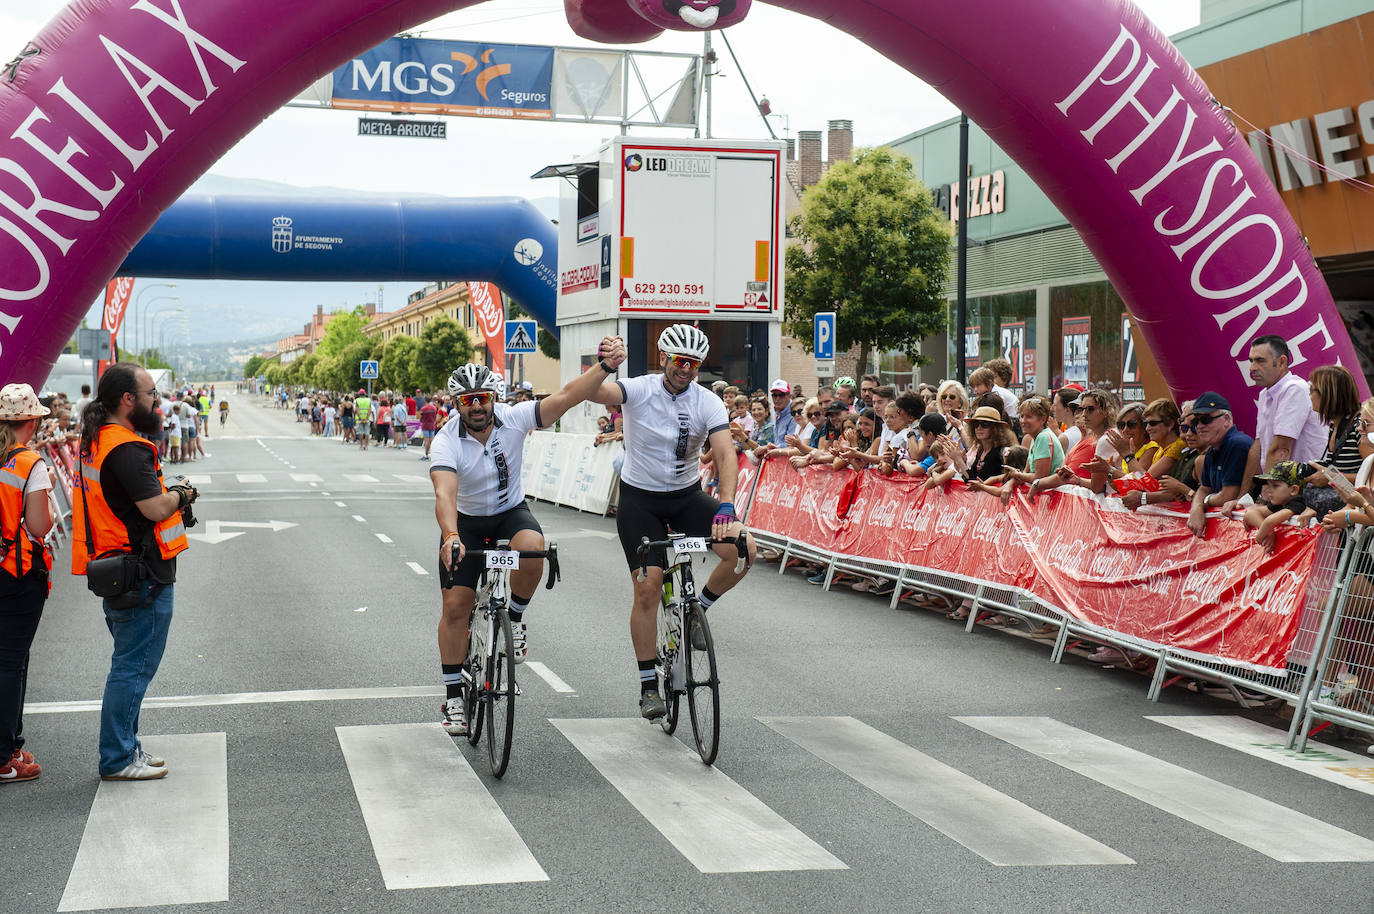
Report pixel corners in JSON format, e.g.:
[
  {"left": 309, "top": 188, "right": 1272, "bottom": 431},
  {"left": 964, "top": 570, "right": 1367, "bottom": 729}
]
[
  {"left": 218, "top": 520, "right": 298, "bottom": 532},
  {"left": 186, "top": 521, "right": 245, "bottom": 545}
]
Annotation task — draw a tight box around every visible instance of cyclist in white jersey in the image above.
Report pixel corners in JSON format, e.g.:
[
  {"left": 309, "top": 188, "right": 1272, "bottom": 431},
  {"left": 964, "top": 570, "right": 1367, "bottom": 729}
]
[
  {"left": 587, "top": 324, "right": 756, "bottom": 720},
  {"left": 430, "top": 336, "right": 626, "bottom": 735}
]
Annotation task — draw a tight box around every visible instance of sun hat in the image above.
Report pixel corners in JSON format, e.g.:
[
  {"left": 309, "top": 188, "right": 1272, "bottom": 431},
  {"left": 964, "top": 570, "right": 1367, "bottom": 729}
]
[
  {"left": 970, "top": 405, "right": 1007, "bottom": 424},
  {"left": 0, "top": 383, "right": 50, "bottom": 421}
]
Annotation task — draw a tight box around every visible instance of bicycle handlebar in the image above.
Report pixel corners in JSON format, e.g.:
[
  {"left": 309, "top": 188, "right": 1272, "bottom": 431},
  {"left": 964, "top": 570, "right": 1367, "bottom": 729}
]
[
  {"left": 451, "top": 542, "right": 561, "bottom": 590},
  {"left": 635, "top": 534, "right": 749, "bottom": 582}
]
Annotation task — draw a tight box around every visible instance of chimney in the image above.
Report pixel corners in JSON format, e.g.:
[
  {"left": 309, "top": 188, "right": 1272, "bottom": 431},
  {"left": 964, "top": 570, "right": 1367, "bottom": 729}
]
[
  {"left": 798, "top": 130, "right": 823, "bottom": 187},
  {"left": 365, "top": 303, "right": 376, "bottom": 318},
  {"left": 827, "top": 119, "right": 853, "bottom": 166}
]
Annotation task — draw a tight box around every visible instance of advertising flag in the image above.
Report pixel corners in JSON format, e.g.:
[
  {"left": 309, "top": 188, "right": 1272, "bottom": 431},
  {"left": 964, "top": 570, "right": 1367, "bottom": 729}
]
[
  {"left": 100, "top": 277, "right": 135, "bottom": 375},
  {"left": 467, "top": 282, "right": 506, "bottom": 375}
]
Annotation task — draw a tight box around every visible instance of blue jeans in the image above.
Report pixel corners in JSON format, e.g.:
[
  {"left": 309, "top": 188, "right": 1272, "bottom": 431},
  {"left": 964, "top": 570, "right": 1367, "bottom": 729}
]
[{"left": 99, "top": 582, "right": 173, "bottom": 775}]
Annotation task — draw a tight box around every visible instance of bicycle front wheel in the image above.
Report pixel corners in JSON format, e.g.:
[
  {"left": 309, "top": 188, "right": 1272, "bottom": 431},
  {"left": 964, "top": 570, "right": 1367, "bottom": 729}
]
[
  {"left": 486, "top": 608, "right": 517, "bottom": 777},
  {"left": 464, "top": 656, "right": 482, "bottom": 747},
  {"left": 684, "top": 602, "right": 720, "bottom": 765}
]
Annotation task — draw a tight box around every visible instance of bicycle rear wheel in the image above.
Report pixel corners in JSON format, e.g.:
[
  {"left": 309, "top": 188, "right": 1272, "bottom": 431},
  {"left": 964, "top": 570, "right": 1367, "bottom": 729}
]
[
  {"left": 684, "top": 602, "right": 720, "bottom": 765},
  {"left": 486, "top": 607, "right": 517, "bottom": 777}
]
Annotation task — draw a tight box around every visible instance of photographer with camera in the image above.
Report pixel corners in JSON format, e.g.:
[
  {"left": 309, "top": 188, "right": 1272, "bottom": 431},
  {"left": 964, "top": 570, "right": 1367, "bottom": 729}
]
[{"left": 72, "top": 363, "right": 196, "bottom": 782}]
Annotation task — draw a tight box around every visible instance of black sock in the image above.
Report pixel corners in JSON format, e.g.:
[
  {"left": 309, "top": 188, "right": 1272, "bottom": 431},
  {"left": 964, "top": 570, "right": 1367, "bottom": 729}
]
[
  {"left": 699, "top": 587, "right": 721, "bottom": 610},
  {"left": 442, "top": 663, "right": 465, "bottom": 700},
  {"left": 638, "top": 659, "right": 657, "bottom": 694},
  {"left": 508, "top": 593, "right": 531, "bottom": 623}
]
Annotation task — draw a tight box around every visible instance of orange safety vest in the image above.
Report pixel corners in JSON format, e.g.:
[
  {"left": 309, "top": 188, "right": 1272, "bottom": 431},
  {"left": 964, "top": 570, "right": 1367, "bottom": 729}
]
[
  {"left": 71, "top": 424, "right": 188, "bottom": 575},
  {"left": 0, "top": 446, "right": 52, "bottom": 579}
]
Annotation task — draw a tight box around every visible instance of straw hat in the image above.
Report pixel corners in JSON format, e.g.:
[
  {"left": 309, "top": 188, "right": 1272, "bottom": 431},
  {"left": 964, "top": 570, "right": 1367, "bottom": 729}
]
[
  {"left": 0, "top": 383, "right": 50, "bottom": 421},
  {"left": 969, "top": 405, "right": 1007, "bottom": 424}
]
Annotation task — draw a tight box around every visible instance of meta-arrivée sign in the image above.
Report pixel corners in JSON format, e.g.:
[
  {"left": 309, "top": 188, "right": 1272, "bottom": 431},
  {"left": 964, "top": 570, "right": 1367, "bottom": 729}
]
[{"left": 330, "top": 38, "right": 554, "bottom": 120}]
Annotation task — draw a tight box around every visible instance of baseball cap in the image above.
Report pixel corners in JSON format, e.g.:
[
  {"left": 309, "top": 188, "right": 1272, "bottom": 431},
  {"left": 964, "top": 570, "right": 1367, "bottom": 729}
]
[
  {"left": 1254, "top": 460, "right": 1312, "bottom": 487},
  {"left": 824, "top": 400, "right": 847, "bottom": 414},
  {"left": 357, "top": 389, "right": 366, "bottom": 396},
  {"left": 769, "top": 378, "right": 790, "bottom": 394},
  {"left": 1191, "top": 391, "right": 1230, "bottom": 414},
  {"left": 519, "top": 381, "right": 533, "bottom": 391},
  {"left": 1059, "top": 383, "right": 1085, "bottom": 393}
]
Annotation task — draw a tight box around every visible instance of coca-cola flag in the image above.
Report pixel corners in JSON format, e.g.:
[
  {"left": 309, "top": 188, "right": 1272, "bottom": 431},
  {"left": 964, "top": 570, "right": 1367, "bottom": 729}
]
[
  {"left": 467, "top": 282, "right": 506, "bottom": 375},
  {"left": 100, "top": 277, "right": 135, "bottom": 375}
]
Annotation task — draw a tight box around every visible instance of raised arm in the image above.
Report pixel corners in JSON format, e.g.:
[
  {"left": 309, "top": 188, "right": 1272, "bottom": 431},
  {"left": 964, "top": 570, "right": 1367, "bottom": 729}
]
[{"left": 537, "top": 336, "right": 627, "bottom": 425}]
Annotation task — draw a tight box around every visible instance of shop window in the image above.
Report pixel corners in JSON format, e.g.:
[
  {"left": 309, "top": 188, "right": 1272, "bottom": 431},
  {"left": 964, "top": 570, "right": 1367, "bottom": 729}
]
[
  {"left": 946, "top": 289, "right": 1037, "bottom": 392},
  {"left": 1049, "top": 281, "right": 1127, "bottom": 394}
]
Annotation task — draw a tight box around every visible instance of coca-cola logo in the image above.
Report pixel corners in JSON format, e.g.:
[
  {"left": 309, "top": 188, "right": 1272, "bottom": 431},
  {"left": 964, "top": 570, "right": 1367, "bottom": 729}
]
[
  {"left": 1239, "top": 569, "right": 1304, "bottom": 617},
  {"left": 870, "top": 497, "right": 900, "bottom": 527},
  {"left": 1180, "top": 565, "right": 1230, "bottom": 606},
  {"left": 468, "top": 282, "right": 504, "bottom": 339},
  {"left": 103, "top": 277, "right": 135, "bottom": 332}
]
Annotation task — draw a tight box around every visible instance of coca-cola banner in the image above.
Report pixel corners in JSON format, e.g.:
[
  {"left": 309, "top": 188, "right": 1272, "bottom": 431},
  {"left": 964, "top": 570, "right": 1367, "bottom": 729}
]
[
  {"left": 747, "top": 460, "right": 1321, "bottom": 674},
  {"left": 467, "top": 282, "right": 506, "bottom": 375},
  {"left": 100, "top": 277, "right": 135, "bottom": 376}
]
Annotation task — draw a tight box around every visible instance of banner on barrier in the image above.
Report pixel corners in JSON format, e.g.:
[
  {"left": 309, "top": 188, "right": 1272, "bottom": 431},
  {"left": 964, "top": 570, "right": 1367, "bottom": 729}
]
[
  {"left": 748, "top": 460, "right": 1320, "bottom": 674},
  {"left": 522, "top": 431, "right": 620, "bottom": 515}
]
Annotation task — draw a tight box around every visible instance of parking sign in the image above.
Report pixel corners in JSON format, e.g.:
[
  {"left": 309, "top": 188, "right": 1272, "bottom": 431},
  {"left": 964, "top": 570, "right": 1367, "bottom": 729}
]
[{"left": 814, "top": 312, "right": 836, "bottom": 360}]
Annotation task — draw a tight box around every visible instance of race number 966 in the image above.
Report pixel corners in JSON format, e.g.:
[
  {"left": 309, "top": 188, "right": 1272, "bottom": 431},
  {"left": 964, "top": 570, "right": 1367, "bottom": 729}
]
[
  {"left": 673, "top": 537, "right": 708, "bottom": 554},
  {"left": 486, "top": 551, "right": 520, "bottom": 569}
]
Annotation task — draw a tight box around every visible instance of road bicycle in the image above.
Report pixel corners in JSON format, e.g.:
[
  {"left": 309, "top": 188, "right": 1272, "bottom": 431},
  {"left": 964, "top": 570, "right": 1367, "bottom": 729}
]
[
  {"left": 635, "top": 532, "right": 748, "bottom": 765},
  {"left": 456, "top": 540, "right": 559, "bottom": 778}
]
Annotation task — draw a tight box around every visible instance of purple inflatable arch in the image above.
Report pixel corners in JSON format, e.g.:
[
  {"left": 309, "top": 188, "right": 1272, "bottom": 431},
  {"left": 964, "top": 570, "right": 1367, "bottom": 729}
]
[{"left": 0, "top": 0, "right": 1363, "bottom": 429}]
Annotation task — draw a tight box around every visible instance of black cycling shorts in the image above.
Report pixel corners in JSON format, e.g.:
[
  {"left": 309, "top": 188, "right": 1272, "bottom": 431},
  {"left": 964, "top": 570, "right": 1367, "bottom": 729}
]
[
  {"left": 615, "top": 481, "right": 720, "bottom": 570},
  {"left": 438, "top": 502, "right": 543, "bottom": 590}
]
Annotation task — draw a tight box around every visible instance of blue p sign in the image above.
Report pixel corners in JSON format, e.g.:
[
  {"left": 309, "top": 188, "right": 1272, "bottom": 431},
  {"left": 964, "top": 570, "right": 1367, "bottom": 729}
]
[{"left": 814, "top": 312, "right": 836, "bottom": 360}]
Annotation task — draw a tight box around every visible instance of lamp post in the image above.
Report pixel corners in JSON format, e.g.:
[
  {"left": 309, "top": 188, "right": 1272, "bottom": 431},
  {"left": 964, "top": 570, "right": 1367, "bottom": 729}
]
[
  {"left": 147, "top": 307, "right": 183, "bottom": 369},
  {"left": 142, "top": 300, "right": 181, "bottom": 365},
  {"left": 132, "top": 283, "right": 175, "bottom": 359},
  {"left": 160, "top": 319, "right": 188, "bottom": 382}
]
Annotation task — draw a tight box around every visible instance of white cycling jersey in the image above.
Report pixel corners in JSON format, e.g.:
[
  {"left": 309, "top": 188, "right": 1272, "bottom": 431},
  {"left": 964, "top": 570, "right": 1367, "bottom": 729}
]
[
  {"left": 429, "top": 401, "right": 544, "bottom": 515},
  {"left": 616, "top": 375, "right": 729, "bottom": 492}
]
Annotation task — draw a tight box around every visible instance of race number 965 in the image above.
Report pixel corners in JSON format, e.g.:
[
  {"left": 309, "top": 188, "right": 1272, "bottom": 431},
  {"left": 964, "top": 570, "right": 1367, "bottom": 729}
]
[{"left": 486, "top": 551, "right": 520, "bottom": 569}]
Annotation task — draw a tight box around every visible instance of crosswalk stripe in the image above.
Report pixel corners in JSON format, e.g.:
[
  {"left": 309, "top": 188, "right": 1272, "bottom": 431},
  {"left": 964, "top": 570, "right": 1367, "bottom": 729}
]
[
  {"left": 760, "top": 716, "right": 1133, "bottom": 866},
  {"left": 525, "top": 661, "right": 575, "bottom": 694},
  {"left": 1147, "top": 715, "right": 1374, "bottom": 797},
  {"left": 58, "top": 733, "right": 229, "bottom": 911},
  {"left": 393, "top": 474, "right": 428, "bottom": 483},
  {"left": 958, "top": 716, "right": 1374, "bottom": 862},
  {"left": 235, "top": 473, "right": 267, "bottom": 483},
  {"left": 187, "top": 475, "right": 211, "bottom": 485},
  {"left": 291, "top": 473, "right": 323, "bottom": 482},
  {"left": 406, "top": 561, "right": 429, "bottom": 576},
  {"left": 552, "top": 718, "right": 847, "bottom": 873},
  {"left": 346, "top": 474, "right": 379, "bottom": 483},
  {"left": 375, "top": 533, "right": 392, "bottom": 544},
  {"left": 336, "top": 724, "right": 548, "bottom": 888}
]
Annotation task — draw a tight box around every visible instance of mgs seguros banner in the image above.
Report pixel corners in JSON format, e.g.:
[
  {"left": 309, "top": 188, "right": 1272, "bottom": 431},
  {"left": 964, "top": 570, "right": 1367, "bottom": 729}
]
[{"left": 330, "top": 38, "right": 555, "bottom": 120}]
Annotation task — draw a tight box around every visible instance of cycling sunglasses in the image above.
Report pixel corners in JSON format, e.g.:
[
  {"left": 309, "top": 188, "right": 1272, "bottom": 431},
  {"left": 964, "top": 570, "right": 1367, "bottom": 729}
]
[
  {"left": 457, "top": 391, "right": 494, "bottom": 408},
  {"left": 665, "top": 354, "right": 701, "bottom": 372}
]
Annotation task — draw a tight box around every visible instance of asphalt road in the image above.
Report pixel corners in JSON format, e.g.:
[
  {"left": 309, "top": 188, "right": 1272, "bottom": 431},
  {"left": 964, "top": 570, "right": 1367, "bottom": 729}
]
[{"left": 3, "top": 390, "right": 1372, "bottom": 914}]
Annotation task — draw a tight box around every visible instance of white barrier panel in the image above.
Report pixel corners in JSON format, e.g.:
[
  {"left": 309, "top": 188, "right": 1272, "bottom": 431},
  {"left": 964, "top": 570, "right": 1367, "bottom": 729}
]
[{"left": 522, "top": 431, "right": 622, "bottom": 515}]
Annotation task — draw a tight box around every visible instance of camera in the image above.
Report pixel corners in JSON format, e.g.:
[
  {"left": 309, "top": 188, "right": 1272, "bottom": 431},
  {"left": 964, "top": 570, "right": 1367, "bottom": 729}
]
[{"left": 165, "top": 475, "right": 199, "bottom": 529}]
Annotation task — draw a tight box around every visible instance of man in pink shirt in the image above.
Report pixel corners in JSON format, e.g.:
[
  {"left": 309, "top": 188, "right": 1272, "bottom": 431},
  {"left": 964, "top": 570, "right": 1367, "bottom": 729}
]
[
  {"left": 1227, "top": 334, "right": 1328, "bottom": 510},
  {"left": 418, "top": 399, "right": 438, "bottom": 461}
]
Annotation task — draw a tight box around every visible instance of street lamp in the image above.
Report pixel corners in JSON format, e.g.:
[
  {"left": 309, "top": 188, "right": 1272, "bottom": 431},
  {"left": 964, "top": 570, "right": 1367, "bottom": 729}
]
[
  {"left": 147, "top": 307, "right": 183, "bottom": 368},
  {"left": 141, "top": 298, "right": 180, "bottom": 365},
  {"left": 131, "top": 282, "right": 175, "bottom": 358},
  {"left": 160, "top": 319, "right": 188, "bottom": 381}
]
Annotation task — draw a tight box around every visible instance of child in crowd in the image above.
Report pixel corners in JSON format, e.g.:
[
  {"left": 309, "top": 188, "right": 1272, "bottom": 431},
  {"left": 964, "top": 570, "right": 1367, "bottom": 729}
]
[
  {"left": 898, "top": 412, "right": 948, "bottom": 476},
  {"left": 1243, "top": 460, "right": 1321, "bottom": 552}
]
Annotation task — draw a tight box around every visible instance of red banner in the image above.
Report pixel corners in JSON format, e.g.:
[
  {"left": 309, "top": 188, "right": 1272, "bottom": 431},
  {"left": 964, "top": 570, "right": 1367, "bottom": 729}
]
[
  {"left": 467, "top": 282, "right": 505, "bottom": 375},
  {"left": 745, "top": 460, "right": 1322, "bottom": 674},
  {"left": 100, "top": 277, "right": 135, "bottom": 375}
]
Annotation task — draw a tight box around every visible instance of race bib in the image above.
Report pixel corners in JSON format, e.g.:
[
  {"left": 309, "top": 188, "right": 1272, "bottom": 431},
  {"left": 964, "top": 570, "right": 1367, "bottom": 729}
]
[{"left": 485, "top": 551, "right": 520, "bottom": 569}]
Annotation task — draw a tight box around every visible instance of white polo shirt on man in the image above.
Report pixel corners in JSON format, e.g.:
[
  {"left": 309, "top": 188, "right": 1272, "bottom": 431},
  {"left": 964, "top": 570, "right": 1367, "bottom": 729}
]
[
  {"left": 428, "top": 401, "right": 544, "bottom": 515},
  {"left": 1256, "top": 372, "right": 1327, "bottom": 467}
]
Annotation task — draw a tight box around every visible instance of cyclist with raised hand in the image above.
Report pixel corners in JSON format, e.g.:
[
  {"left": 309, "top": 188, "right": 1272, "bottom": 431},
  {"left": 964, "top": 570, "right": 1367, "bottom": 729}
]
[
  {"left": 431, "top": 336, "right": 626, "bottom": 735},
  {"left": 587, "top": 324, "right": 756, "bottom": 721}
]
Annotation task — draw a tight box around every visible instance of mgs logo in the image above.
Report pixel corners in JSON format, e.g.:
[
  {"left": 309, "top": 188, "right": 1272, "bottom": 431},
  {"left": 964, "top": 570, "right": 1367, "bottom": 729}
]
[
  {"left": 271, "top": 216, "right": 293, "bottom": 254},
  {"left": 624, "top": 153, "right": 643, "bottom": 172}
]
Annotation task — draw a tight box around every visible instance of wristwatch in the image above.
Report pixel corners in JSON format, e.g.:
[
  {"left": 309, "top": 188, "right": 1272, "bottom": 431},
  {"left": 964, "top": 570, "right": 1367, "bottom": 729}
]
[{"left": 598, "top": 358, "right": 615, "bottom": 373}]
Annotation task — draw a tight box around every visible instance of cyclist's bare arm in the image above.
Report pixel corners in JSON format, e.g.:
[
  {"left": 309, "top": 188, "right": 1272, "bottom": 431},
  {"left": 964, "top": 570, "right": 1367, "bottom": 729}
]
[
  {"left": 535, "top": 336, "right": 627, "bottom": 426},
  {"left": 708, "top": 427, "right": 738, "bottom": 504},
  {"left": 430, "top": 466, "right": 464, "bottom": 566}
]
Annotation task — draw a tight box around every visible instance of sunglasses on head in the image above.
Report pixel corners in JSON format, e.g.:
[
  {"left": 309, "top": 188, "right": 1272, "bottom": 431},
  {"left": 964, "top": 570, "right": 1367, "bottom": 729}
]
[
  {"left": 1116, "top": 419, "right": 1139, "bottom": 430},
  {"left": 457, "top": 391, "right": 494, "bottom": 407},
  {"left": 666, "top": 354, "right": 701, "bottom": 371}
]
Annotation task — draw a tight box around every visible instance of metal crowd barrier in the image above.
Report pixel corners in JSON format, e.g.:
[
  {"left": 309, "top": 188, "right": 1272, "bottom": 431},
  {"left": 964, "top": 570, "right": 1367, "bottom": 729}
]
[{"left": 737, "top": 460, "right": 1374, "bottom": 746}]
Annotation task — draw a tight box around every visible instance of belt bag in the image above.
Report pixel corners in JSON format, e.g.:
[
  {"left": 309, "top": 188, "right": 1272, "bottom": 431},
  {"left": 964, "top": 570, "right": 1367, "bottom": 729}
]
[{"left": 85, "top": 550, "right": 145, "bottom": 598}]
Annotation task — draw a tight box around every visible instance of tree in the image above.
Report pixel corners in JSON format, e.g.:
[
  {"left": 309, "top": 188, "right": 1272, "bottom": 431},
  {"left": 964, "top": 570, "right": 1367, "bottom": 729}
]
[
  {"left": 315, "top": 305, "right": 371, "bottom": 360},
  {"left": 784, "top": 146, "right": 952, "bottom": 370},
  {"left": 243, "top": 354, "right": 266, "bottom": 379},
  {"left": 412, "top": 316, "right": 474, "bottom": 391},
  {"left": 380, "top": 335, "right": 418, "bottom": 391}
]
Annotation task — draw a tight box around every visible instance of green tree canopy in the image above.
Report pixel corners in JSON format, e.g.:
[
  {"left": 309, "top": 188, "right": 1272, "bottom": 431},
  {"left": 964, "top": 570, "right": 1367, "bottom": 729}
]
[
  {"left": 314, "top": 305, "right": 372, "bottom": 360},
  {"left": 242, "top": 354, "right": 266, "bottom": 380},
  {"left": 412, "top": 316, "right": 474, "bottom": 391},
  {"left": 784, "top": 146, "right": 952, "bottom": 369},
  {"left": 380, "top": 335, "right": 419, "bottom": 391}
]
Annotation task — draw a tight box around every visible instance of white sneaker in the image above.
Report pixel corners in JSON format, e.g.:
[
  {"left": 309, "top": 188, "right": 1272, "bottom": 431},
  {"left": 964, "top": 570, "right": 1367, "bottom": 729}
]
[
  {"left": 510, "top": 620, "right": 528, "bottom": 664},
  {"left": 102, "top": 757, "right": 168, "bottom": 781},
  {"left": 440, "top": 697, "right": 467, "bottom": 736},
  {"left": 137, "top": 747, "right": 166, "bottom": 768}
]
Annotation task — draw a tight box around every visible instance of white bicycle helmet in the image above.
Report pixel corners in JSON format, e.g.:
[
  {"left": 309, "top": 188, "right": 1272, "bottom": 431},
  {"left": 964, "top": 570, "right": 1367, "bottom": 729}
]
[
  {"left": 447, "top": 364, "right": 503, "bottom": 396},
  {"left": 657, "top": 323, "right": 710, "bottom": 360}
]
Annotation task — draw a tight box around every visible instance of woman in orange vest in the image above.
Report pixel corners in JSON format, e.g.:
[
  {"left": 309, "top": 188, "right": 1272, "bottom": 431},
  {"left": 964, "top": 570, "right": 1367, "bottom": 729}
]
[
  {"left": 73, "top": 363, "right": 195, "bottom": 781},
  {"left": 0, "top": 384, "right": 55, "bottom": 784}
]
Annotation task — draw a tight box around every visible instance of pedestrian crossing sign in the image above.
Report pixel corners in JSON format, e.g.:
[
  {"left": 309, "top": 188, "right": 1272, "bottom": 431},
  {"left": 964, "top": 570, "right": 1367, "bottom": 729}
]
[
  {"left": 359, "top": 360, "right": 379, "bottom": 379},
  {"left": 506, "top": 320, "right": 537, "bottom": 354}
]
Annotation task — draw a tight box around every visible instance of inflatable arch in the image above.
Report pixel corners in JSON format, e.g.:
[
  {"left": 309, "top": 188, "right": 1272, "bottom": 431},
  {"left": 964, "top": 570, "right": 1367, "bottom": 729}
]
[
  {"left": 0, "top": 0, "right": 1363, "bottom": 428},
  {"left": 119, "top": 195, "right": 559, "bottom": 335}
]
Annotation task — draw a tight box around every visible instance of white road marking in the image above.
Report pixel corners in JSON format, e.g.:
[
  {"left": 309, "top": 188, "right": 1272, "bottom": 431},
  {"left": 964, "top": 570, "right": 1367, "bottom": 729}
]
[
  {"left": 59, "top": 733, "right": 228, "bottom": 911},
  {"left": 958, "top": 716, "right": 1374, "bottom": 862},
  {"left": 27, "top": 685, "right": 445, "bottom": 715},
  {"left": 337, "top": 724, "right": 547, "bottom": 889},
  {"left": 353, "top": 515, "right": 366, "bottom": 523},
  {"left": 554, "top": 529, "right": 619, "bottom": 541},
  {"left": 375, "top": 533, "right": 392, "bottom": 544},
  {"left": 235, "top": 473, "right": 267, "bottom": 483},
  {"left": 760, "top": 716, "right": 1132, "bottom": 866},
  {"left": 346, "top": 474, "right": 379, "bottom": 483},
  {"left": 524, "top": 661, "right": 575, "bottom": 694},
  {"left": 1147, "top": 715, "right": 1374, "bottom": 797},
  {"left": 187, "top": 475, "right": 211, "bottom": 485},
  {"left": 393, "top": 474, "right": 428, "bottom": 483},
  {"left": 407, "top": 562, "right": 429, "bottom": 576},
  {"left": 552, "top": 718, "right": 847, "bottom": 873},
  {"left": 335, "top": 501, "right": 347, "bottom": 507}
]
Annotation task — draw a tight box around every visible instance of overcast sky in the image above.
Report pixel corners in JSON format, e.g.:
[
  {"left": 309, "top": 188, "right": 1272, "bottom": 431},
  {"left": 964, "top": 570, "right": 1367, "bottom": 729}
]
[{"left": 5, "top": 1, "right": 1202, "bottom": 345}]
